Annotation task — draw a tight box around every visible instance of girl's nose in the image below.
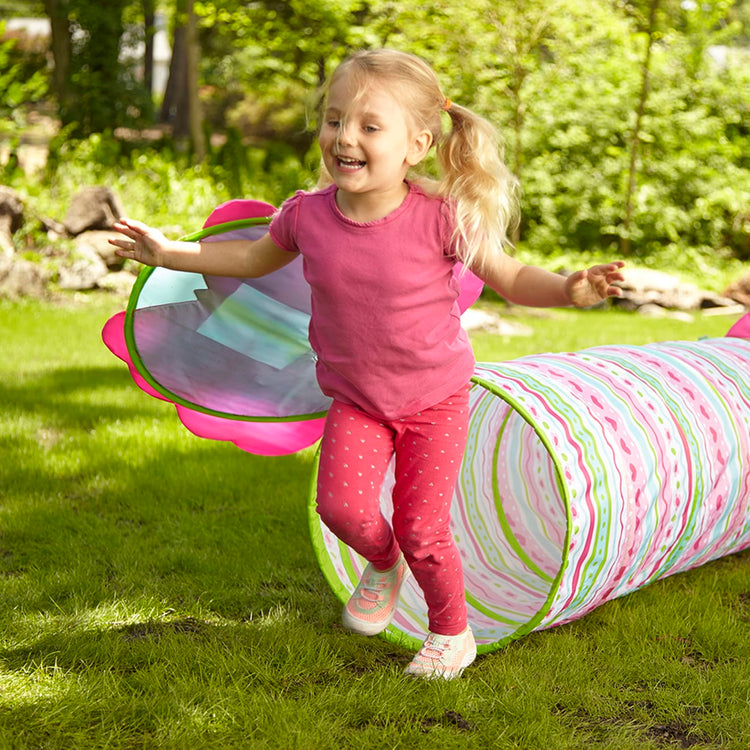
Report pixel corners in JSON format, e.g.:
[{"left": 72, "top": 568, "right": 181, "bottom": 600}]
[{"left": 336, "top": 122, "right": 356, "bottom": 148}]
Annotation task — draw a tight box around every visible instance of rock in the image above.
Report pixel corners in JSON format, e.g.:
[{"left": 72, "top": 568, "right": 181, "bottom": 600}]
[
  {"left": 617, "top": 267, "right": 740, "bottom": 312},
  {"left": 699, "top": 291, "right": 742, "bottom": 309},
  {"left": 461, "top": 307, "right": 533, "bottom": 336},
  {"left": 0, "top": 186, "right": 24, "bottom": 257},
  {"left": 38, "top": 214, "right": 68, "bottom": 240},
  {"left": 724, "top": 269, "right": 750, "bottom": 307},
  {"left": 64, "top": 186, "right": 125, "bottom": 236},
  {"left": 57, "top": 242, "right": 110, "bottom": 290},
  {"left": 0, "top": 255, "right": 50, "bottom": 298},
  {"left": 637, "top": 303, "right": 694, "bottom": 322},
  {"left": 96, "top": 270, "right": 137, "bottom": 296},
  {"left": 74, "top": 230, "right": 124, "bottom": 270}
]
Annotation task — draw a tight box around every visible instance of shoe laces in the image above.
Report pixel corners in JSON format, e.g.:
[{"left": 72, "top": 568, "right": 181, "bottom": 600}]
[
  {"left": 356, "top": 569, "right": 391, "bottom": 603},
  {"left": 415, "top": 633, "right": 451, "bottom": 663}
]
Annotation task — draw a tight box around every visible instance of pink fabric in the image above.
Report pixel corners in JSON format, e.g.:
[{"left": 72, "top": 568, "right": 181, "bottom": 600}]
[
  {"left": 203, "top": 198, "right": 276, "bottom": 227},
  {"left": 315, "top": 385, "right": 471, "bottom": 635},
  {"left": 727, "top": 311, "right": 750, "bottom": 338},
  {"left": 269, "top": 182, "right": 476, "bottom": 420},
  {"left": 102, "top": 312, "right": 170, "bottom": 402}
]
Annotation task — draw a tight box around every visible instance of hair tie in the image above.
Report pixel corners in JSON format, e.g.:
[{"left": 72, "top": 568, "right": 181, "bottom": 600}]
[{"left": 442, "top": 97, "right": 452, "bottom": 112}]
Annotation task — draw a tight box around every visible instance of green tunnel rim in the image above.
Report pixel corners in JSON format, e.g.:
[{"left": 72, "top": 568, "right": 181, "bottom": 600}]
[{"left": 123, "top": 217, "right": 329, "bottom": 423}]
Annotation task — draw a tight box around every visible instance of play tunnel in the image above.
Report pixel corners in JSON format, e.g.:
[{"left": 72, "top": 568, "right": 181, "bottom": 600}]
[
  {"left": 102, "top": 201, "right": 750, "bottom": 654},
  {"left": 309, "top": 337, "right": 750, "bottom": 653}
]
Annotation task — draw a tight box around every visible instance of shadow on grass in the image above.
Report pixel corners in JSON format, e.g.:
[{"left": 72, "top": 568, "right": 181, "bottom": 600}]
[
  {"left": 0, "top": 365, "right": 162, "bottom": 429},
  {"left": 0, "top": 359, "right": 337, "bottom": 629}
]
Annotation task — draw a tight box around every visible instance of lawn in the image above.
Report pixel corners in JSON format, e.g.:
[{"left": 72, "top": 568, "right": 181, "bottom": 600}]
[{"left": 0, "top": 296, "right": 748, "bottom": 749}]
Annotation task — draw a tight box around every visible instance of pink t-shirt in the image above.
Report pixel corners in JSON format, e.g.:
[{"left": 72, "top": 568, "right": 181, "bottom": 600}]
[{"left": 269, "top": 182, "right": 475, "bottom": 420}]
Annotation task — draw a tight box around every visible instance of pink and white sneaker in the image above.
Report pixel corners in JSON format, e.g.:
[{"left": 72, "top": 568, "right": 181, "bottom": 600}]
[
  {"left": 404, "top": 627, "right": 477, "bottom": 679},
  {"left": 342, "top": 554, "right": 410, "bottom": 636}
]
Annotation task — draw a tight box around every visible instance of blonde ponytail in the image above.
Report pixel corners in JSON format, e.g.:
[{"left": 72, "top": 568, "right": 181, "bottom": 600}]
[{"left": 438, "top": 103, "right": 520, "bottom": 272}]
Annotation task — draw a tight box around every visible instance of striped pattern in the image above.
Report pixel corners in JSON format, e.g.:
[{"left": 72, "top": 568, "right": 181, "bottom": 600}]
[{"left": 308, "top": 337, "right": 750, "bottom": 653}]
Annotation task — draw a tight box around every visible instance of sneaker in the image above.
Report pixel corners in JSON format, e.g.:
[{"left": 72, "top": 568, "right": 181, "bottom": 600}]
[
  {"left": 404, "top": 627, "right": 477, "bottom": 679},
  {"left": 342, "top": 554, "right": 410, "bottom": 636}
]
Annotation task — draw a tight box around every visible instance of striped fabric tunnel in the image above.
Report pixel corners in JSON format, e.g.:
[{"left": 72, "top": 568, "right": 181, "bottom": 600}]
[{"left": 310, "top": 337, "right": 750, "bottom": 653}]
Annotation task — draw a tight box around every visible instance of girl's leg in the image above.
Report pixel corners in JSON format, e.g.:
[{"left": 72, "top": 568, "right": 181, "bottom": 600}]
[
  {"left": 315, "top": 401, "right": 400, "bottom": 570},
  {"left": 390, "top": 385, "right": 470, "bottom": 636}
]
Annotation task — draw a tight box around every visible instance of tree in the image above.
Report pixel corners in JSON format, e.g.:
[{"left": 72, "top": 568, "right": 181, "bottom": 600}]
[
  {"left": 622, "top": 0, "right": 661, "bottom": 256},
  {"left": 195, "top": 0, "right": 367, "bottom": 155},
  {"left": 160, "top": 0, "right": 205, "bottom": 160},
  {"left": 43, "top": 0, "right": 72, "bottom": 119},
  {"left": 0, "top": 19, "right": 48, "bottom": 127},
  {"left": 142, "top": 0, "right": 156, "bottom": 98},
  {"left": 40, "top": 0, "right": 152, "bottom": 136},
  {"left": 479, "top": 1, "right": 560, "bottom": 244}
]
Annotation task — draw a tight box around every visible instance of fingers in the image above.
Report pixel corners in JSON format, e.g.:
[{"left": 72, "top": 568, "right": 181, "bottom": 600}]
[
  {"left": 589, "top": 262, "right": 626, "bottom": 291},
  {"left": 111, "top": 218, "right": 154, "bottom": 241},
  {"left": 108, "top": 217, "right": 155, "bottom": 260},
  {"left": 113, "top": 217, "right": 151, "bottom": 236},
  {"left": 111, "top": 245, "right": 136, "bottom": 260},
  {"left": 108, "top": 234, "right": 138, "bottom": 259}
]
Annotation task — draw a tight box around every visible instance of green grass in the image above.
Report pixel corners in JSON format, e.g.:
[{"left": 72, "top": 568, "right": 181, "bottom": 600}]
[{"left": 1, "top": 296, "right": 749, "bottom": 749}]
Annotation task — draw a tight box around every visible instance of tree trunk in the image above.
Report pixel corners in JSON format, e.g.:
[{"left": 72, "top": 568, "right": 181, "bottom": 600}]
[
  {"left": 159, "top": 21, "right": 187, "bottom": 131},
  {"left": 510, "top": 73, "right": 525, "bottom": 246},
  {"left": 185, "top": 0, "right": 205, "bottom": 161},
  {"left": 621, "top": 0, "right": 660, "bottom": 256},
  {"left": 143, "top": 0, "right": 156, "bottom": 99},
  {"left": 43, "top": 0, "right": 72, "bottom": 118},
  {"left": 159, "top": 1, "right": 204, "bottom": 160}
]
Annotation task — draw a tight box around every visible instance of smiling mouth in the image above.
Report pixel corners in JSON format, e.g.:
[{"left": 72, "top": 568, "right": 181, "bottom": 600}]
[{"left": 336, "top": 156, "right": 366, "bottom": 170}]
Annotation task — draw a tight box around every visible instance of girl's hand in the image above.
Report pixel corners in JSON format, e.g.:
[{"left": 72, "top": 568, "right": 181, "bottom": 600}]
[
  {"left": 565, "top": 262, "right": 625, "bottom": 308},
  {"left": 109, "top": 218, "right": 171, "bottom": 267}
]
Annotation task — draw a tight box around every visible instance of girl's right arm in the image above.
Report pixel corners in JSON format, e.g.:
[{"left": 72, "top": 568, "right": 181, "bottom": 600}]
[{"left": 109, "top": 217, "right": 297, "bottom": 278}]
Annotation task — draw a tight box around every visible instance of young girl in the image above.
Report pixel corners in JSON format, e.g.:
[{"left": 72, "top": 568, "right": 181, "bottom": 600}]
[{"left": 111, "top": 49, "right": 624, "bottom": 679}]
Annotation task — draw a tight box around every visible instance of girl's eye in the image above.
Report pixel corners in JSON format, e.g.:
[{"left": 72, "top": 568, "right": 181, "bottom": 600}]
[
  {"left": 327, "top": 120, "right": 340, "bottom": 128},
  {"left": 363, "top": 125, "right": 379, "bottom": 133}
]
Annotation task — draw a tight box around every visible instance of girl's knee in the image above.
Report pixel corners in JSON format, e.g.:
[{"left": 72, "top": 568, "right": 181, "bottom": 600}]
[{"left": 393, "top": 522, "right": 453, "bottom": 561}]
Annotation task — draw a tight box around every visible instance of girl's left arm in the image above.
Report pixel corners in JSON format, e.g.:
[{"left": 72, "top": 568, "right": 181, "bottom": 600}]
[{"left": 475, "top": 252, "right": 625, "bottom": 308}]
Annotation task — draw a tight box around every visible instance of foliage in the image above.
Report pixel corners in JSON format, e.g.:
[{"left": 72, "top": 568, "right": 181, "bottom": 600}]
[
  {"left": 465, "top": 0, "right": 750, "bottom": 262},
  {"left": 45, "top": 0, "right": 154, "bottom": 137},
  {"left": 0, "top": 21, "right": 48, "bottom": 131},
  {"left": 3, "top": 0, "right": 749, "bottom": 265},
  {"left": 11, "top": 130, "right": 317, "bottom": 232},
  {"left": 195, "top": 0, "right": 368, "bottom": 155},
  {"left": 190, "top": 0, "right": 750, "bottom": 261}
]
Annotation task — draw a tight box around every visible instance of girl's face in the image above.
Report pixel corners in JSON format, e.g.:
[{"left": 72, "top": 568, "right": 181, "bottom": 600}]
[{"left": 319, "top": 70, "right": 432, "bottom": 217}]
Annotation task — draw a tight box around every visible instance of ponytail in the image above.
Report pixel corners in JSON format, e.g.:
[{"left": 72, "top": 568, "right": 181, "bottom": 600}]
[{"left": 438, "top": 103, "right": 520, "bottom": 272}]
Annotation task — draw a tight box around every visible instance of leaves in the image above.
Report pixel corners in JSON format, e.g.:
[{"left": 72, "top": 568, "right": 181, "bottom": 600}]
[{"left": 15, "top": 0, "right": 750, "bottom": 260}]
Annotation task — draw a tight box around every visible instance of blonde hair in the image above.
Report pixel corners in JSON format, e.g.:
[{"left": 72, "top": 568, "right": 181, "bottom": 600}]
[{"left": 317, "top": 48, "right": 519, "bottom": 271}]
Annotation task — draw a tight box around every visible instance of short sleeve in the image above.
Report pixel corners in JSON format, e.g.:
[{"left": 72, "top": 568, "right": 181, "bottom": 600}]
[{"left": 269, "top": 192, "right": 305, "bottom": 253}]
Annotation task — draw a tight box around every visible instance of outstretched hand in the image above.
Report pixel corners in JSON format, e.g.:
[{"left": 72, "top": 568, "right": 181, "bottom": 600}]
[
  {"left": 109, "top": 218, "right": 171, "bottom": 267},
  {"left": 565, "top": 262, "right": 626, "bottom": 308}
]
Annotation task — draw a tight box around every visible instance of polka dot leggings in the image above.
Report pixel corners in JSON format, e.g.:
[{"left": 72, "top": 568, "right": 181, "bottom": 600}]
[{"left": 316, "top": 384, "right": 471, "bottom": 636}]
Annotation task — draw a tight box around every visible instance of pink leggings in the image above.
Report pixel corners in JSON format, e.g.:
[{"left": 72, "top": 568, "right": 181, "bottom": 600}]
[{"left": 315, "top": 385, "right": 470, "bottom": 635}]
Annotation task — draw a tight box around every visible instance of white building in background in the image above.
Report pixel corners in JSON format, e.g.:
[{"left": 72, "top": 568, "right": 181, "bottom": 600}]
[
  {"left": 4, "top": 18, "right": 50, "bottom": 37},
  {"left": 122, "top": 13, "right": 172, "bottom": 99}
]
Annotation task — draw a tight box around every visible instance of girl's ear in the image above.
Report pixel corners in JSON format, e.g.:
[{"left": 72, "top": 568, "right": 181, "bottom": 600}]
[{"left": 406, "top": 130, "right": 433, "bottom": 166}]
